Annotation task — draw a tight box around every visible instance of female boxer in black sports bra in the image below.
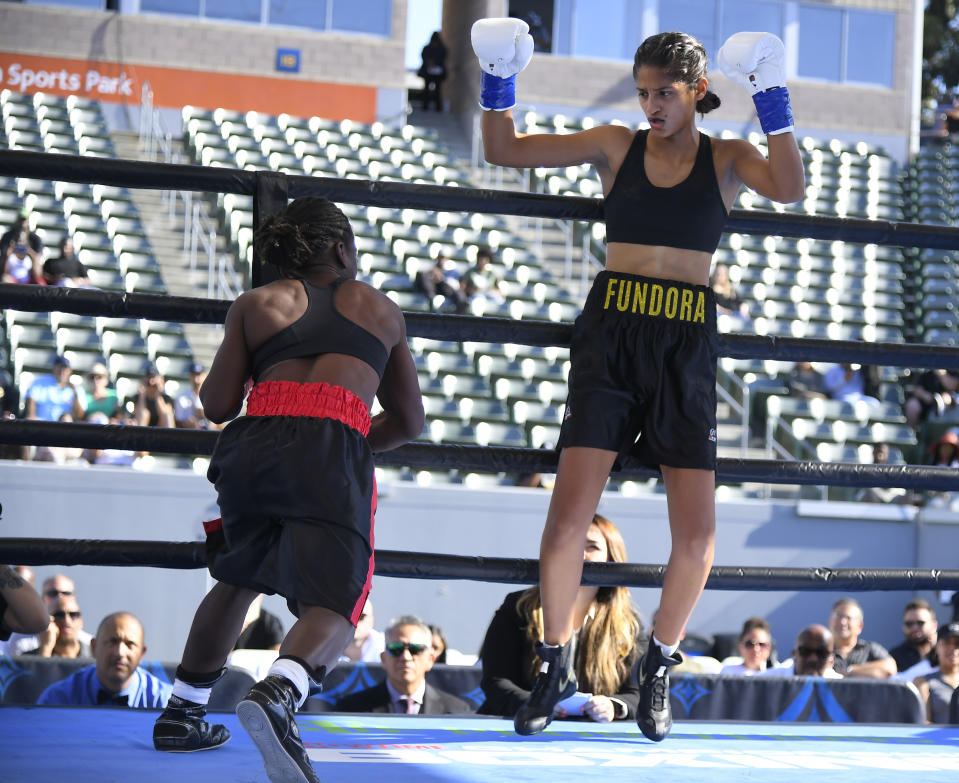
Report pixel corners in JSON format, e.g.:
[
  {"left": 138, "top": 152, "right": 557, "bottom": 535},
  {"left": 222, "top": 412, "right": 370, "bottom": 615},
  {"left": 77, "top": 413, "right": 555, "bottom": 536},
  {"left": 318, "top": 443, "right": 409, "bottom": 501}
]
[
  {"left": 475, "top": 25, "right": 804, "bottom": 742},
  {"left": 153, "top": 197, "right": 423, "bottom": 783}
]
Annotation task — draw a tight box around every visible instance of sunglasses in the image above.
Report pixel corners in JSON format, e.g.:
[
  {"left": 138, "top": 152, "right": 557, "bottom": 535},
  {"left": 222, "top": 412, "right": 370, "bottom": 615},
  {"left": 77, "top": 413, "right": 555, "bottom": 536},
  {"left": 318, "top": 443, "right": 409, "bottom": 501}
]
[
  {"left": 743, "top": 640, "right": 770, "bottom": 649},
  {"left": 52, "top": 610, "right": 81, "bottom": 621},
  {"left": 796, "top": 646, "right": 829, "bottom": 659},
  {"left": 44, "top": 589, "right": 74, "bottom": 598},
  {"left": 903, "top": 620, "right": 926, "bottom": 628},
  {"left": 386, "top": 642, "right": 428, "bottom": 657}
]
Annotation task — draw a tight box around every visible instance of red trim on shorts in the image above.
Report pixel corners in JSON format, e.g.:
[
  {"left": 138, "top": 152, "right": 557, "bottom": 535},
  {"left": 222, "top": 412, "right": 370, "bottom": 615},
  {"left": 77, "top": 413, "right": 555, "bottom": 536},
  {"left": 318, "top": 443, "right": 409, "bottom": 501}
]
[
  {"left": 246, "top": 380, "right": 371, "bottom": 436},
  {"left": 349, "top": 472, "right": 377, "bottom": 626},
  {"left": 203, "top": 517, "right": 223, "bottom": 535}
]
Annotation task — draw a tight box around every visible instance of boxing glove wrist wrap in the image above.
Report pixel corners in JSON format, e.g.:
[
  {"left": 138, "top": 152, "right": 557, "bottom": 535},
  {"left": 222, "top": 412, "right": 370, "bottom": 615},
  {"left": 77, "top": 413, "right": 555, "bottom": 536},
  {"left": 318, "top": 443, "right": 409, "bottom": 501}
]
[
  {"left": 752, "top": 86, "right": 794, "bottom": 136},
  {"left": 479, "top": 72, "right": 516, "bottom": 111}
]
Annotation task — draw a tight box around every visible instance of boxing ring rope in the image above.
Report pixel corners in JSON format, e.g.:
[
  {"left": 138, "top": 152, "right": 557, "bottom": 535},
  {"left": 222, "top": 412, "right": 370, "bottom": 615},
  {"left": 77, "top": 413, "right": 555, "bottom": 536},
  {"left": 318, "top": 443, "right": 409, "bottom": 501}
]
[
  {"left": 3, "top": 283, "right": 959, "bottom": 368},
  {"left": 2, "top": 150, "right": 959, "bottom": 592},
  {"left": 2, "top": 418, "right": 959, "bottom": 490},
  {"left": 2, "top": 538, "right": 959, "bottom": 591}
]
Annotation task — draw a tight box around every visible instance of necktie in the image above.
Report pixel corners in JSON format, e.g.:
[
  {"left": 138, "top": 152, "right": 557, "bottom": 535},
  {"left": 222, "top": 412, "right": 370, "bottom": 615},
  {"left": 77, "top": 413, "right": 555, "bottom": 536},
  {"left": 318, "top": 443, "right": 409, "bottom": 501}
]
[
  {"left": 399, "top": 697, "right": 418, "bottom": 715},
  {"left": 96, "top": 689, "right": 128, "bottom": 706}
]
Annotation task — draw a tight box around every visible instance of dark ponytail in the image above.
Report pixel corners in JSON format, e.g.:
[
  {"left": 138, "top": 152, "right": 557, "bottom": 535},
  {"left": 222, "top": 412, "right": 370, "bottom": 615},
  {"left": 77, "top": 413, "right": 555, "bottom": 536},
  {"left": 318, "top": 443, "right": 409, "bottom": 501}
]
[{"left": 254, "top": 197, "right": 353, "bottom": 278}]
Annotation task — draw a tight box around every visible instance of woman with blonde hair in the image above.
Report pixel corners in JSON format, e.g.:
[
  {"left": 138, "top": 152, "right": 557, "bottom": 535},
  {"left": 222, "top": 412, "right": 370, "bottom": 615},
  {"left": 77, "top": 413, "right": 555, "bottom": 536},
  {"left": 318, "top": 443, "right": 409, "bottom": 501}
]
[{"left": 477, "top": 514, "right": 643, "bottom": 723}]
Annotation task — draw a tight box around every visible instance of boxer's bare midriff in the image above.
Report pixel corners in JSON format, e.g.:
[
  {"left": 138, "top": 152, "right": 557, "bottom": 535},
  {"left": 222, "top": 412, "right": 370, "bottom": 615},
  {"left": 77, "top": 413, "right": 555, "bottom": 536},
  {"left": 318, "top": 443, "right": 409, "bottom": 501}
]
[{"left": 605, "top": 242, "right": 714, "bottom": 287}]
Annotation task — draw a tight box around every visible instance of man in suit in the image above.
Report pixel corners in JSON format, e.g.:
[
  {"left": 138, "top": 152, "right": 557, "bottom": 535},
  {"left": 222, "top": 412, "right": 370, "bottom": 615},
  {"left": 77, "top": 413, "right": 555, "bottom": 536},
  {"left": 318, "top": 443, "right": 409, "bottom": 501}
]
[{"left": 334, "top": 615, "right": 470, "bottom": 715}]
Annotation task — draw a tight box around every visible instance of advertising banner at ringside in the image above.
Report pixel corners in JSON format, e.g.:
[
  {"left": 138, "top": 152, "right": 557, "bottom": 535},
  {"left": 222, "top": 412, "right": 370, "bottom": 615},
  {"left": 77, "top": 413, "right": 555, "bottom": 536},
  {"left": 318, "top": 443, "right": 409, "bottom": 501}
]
[{"left": 0, "top": 52, "right": 376, "bottom": 121}]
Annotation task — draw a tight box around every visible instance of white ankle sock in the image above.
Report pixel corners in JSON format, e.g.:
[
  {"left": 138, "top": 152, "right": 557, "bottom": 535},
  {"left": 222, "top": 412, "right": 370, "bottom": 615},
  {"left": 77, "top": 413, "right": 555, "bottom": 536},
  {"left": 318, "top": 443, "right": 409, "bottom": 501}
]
[
  {"left": 171, "top": 679, "right": 211, "bottom": 706},
  {"left": 268, "top": 658, "right": 310, "bottom": 710},
  {"left": 652, "top": 635, "right": 679, "bottom": 657},
  {"left": 651, "top": 635, "right": 678, "bottom": 677}
]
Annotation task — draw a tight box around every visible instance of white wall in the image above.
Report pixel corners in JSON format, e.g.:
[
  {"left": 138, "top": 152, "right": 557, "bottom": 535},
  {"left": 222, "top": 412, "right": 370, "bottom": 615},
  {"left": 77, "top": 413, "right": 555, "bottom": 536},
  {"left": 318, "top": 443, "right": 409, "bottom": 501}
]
[{"left": 2, "top": 459, "right": 957, "bottom": 662}]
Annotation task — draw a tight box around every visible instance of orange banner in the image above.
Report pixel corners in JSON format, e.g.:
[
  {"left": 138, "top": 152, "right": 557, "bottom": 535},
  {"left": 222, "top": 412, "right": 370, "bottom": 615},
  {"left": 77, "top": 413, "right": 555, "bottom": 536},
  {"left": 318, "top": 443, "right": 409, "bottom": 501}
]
[{"left": 0, "top": 52, "right": 376, "bottom": 122}]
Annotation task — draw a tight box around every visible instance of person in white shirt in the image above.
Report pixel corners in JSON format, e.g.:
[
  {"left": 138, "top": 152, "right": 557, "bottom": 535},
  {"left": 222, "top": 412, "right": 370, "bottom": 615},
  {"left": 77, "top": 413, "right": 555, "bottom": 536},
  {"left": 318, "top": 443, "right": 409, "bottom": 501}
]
[
  {"left": 340, "top": 597, "right": 384, "bottom": 662},
  {"left": 720, "top": 617, "right": 773, "bottom": 675}
]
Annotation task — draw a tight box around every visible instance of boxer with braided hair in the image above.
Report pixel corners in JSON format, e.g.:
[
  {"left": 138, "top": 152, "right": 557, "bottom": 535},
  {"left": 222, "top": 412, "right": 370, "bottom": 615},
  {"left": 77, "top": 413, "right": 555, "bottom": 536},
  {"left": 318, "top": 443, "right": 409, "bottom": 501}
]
[
  {"left": 153, "top": 196, "right": 424, "bottom": 783},
  {"left": 473, "top": 20, "right": 804, "bottom": 741}
]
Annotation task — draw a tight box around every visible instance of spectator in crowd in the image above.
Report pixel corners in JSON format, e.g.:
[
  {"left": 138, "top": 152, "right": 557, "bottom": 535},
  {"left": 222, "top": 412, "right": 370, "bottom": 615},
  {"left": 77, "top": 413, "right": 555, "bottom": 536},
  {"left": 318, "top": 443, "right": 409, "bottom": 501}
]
[
  {"left": 83, "top": 362, "right": 119, "bottom": 420},
  {"left": 855, "top": 442, "right": 914, "bottom": 504},
  {"left": 125, "top": 362, "right": 175, "bottom": 428},
  {"left": 27, "top": 591, "right": 91, "bottom": 658},
  {"left": 903, "top": 369, "right": 959, "bottom": 428},
  {"left": 418, "top": 31, "right": 448, "bottom": 112},
  {"left": 763, "top": 624, "right": 841, "bottom": 678},
  {"left": 786, "top": 361, "right": 828, "bottom": 400},
  {"left": 429, "top": 623, "right": 448, "bottom": 664},
  {"left": 33, "top": 412, "right": 87, "bottom": 465},
  {"left": 6, "top": 573, "right": 92, "bottom": 655},
  {"left": 81, "top": 411, "right": 138, "bottom": 467},
  {"left": 340, "top": 597, "right": 385, "bottom": 662},
  {"left": 477, "top": 514, "right": 643, "bottom": 724},
  {"left": 824, "top": 363, "right": 880, "bottom": 406},
  {"left": 890, "top": 598, "right": 939, "bottom": 674},
  {"left": 0, "top": 564, "right": 49, "bottom": 654},
  {"left": 0, "top": 367, "right": 19, "bottom": 417},
  {"left": 828, "top": 597, "right": 896, "bottom": 678},
  {"left": 174, "top": 363, "right": 212, "bottom": 429},
  {"left": 25, "top": 355, "right": 85, "bottom": 422},
  {"left": 42, "top": 236, "right": 89, "bottom": 287},
  {"left": 233, "top": 594, "right": 284, "bottom": 652},
  {"left": 426, "top": 623, "right": 474, "bottom": 666},
  {"left": 37, "top": 611, "right": 172, "bottom": 708},
  {"left": 719, "top": 617, "right": 774, "bottom": 675},
  {"left": 334, "top": 615, "right": 470, "bottom": 715},
  {"left": 0, "top": 210, "right": 43, "bottom": 284},
  {"left": 928, "top": 430, "right": 959, "bottom": 468},
  {"left": 0, "top": 209, "right": 43, "bottom": 258},
  {"left": 414, "top": 254, "right": 467, "bottom": 313},
  {"left": 709, "top": 262, "right": 749, "bottom": 318},
  {"left": 462, "top": 246, "right": 505, "bottom": 309},
  {"left": 914, "top": 622, "right": 959, "bottom": 724}
]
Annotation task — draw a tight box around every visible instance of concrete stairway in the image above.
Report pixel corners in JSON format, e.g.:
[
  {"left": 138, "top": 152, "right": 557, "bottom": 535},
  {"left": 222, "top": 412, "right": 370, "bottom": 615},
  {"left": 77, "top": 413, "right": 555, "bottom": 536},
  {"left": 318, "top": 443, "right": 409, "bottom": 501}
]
[{"left": 110, "top": 131, "right": 227, "bottom": 371}]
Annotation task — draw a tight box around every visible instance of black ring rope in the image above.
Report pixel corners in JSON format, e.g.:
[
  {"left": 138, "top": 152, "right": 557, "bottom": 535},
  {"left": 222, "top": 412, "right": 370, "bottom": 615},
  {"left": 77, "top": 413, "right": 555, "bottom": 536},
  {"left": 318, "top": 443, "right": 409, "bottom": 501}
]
[
  {"left": 1, "top": 149, "right": 959, "bottom": 250},
  {"left": 1, "top": 538, "right": 957, "bottom": 591},
  {"left": 2, "top": 419, "right": 959, "bottom": 490},
  {"left": 2, "top": 284, "right": 958, "bottom": 369}
]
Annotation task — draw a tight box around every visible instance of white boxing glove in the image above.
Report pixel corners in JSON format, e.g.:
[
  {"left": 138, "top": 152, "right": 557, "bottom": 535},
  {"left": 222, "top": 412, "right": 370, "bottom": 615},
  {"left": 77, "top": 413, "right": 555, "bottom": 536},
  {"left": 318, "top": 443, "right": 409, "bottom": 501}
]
[
  {"left": 471, "top": 18, "right": 534, "bottom": 79},
  {"left": 717, "top": 32, "right": 786, "bottom": 95},
  {"left": 471, "top": 17, "right": 535, "bottom": 111},
  {"left": 717, "top": 31, "right": 793, "bottom": 135}
]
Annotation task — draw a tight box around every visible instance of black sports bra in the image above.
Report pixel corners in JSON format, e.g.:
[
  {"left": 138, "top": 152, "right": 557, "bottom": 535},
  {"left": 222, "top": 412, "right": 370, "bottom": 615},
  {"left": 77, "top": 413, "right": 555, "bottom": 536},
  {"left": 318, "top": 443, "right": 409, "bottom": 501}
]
[
  {"left": 249, "top": 278, "right": 388, "bottom": 381},
  {"left": 604, "top": 130, "right": 727, "bottom": 253}
]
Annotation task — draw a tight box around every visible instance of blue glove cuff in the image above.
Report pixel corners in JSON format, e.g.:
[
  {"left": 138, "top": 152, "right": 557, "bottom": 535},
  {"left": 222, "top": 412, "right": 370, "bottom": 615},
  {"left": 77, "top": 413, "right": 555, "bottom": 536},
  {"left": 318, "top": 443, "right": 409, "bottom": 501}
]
[
  {"left": 479, "top": 72, "right": 516, "bottom": 111},
  {"left": 752, "top": 86, "right": 794, "bottom": 135}
]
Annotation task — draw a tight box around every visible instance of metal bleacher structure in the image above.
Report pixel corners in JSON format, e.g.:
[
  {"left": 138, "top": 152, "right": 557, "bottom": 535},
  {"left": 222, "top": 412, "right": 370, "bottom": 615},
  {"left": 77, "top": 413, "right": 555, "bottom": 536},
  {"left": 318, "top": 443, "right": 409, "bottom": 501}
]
[
  {"left": 0, "top": 90, "right": 197, "bottom": 458},
  {"left": 4, "top": 88, "right": 957, "bottom": 496}
]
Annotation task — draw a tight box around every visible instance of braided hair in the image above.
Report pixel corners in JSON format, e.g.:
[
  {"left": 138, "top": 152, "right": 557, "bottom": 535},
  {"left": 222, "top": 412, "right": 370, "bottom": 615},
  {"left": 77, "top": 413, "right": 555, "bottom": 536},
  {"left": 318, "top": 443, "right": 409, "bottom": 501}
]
[
  {"left": 253, "top": 196, "right": 354, "bottom": 279},
  {"left": 633, "top": 32, "right": 721, "bottom": 115}
]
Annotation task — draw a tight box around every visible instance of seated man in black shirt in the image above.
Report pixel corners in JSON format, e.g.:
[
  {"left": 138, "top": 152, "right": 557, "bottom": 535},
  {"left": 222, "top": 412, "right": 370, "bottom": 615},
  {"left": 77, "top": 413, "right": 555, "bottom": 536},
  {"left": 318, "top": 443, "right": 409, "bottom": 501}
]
[
  {"left": 43, "top": 236, "right": 89, "bottom": 287},
  {"left": 123, "top": 362, "right": 175, "bottom": 428}
]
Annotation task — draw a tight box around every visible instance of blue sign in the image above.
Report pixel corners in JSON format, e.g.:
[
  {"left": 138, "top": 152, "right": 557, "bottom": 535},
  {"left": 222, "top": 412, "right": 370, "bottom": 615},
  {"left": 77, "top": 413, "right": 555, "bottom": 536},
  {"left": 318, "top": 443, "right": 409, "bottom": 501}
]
[{"left": 276, "top": 48, "right": 301, "bottom": 73}]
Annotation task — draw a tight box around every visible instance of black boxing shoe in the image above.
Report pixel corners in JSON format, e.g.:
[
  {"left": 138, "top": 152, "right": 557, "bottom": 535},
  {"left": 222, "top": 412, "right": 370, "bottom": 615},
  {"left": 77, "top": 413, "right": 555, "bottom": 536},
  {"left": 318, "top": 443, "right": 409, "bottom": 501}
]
[
  {"left": 236, "top": 675, "right": 320, "bottom": 783},
  {"left": 513, "top": 638, "right": 577, "bottom": 736},
  {"left": 636, "top": 644, "right": 682, "bottom": 742},
  {"left": 153, "top": 694, "right": 231, "bottom": 752}
]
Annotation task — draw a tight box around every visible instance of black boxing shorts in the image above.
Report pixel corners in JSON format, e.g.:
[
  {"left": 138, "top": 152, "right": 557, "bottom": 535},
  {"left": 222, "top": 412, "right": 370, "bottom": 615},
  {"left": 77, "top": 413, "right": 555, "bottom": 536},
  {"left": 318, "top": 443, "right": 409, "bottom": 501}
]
[
  {"left": 557, "top": 270, "right": 718, "bottom": 471},
  {"left": 204, "top": 381, "right": 375, "bottom": 625}
]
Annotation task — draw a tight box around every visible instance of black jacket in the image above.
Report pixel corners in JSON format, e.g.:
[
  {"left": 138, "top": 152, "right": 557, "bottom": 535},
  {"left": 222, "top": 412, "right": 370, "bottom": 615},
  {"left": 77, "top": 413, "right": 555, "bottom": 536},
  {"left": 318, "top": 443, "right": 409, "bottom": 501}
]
[
  {"left": 334, "top": 680, "right": 471, "bottom": 715},
  {"left": 477, "top": 590, "right": 643, "bottom": 719}
]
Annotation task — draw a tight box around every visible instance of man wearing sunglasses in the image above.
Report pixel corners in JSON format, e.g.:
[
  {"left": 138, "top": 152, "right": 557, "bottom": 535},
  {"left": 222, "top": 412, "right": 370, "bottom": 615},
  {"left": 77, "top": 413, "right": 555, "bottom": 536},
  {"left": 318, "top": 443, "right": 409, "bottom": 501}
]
[
  {"left": 760, "top": 624, "right": 841, "bottom": 678},
  {"left": 889, "top": 598, "right": 939, "bottom": 674},
  {"left": 25, "top": 593, "right": 91, "bottom": 658},
  {"left": 334, "top": 615, "right": 471, "bottom": 715}
]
